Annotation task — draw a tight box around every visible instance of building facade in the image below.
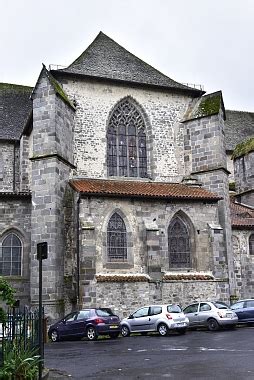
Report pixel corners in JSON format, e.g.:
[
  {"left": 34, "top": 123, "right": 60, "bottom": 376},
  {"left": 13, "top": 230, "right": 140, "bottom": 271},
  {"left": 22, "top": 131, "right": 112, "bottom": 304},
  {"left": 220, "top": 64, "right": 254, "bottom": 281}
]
[{"left": 0, "top": 32, "right": 253, "bottom": 321}]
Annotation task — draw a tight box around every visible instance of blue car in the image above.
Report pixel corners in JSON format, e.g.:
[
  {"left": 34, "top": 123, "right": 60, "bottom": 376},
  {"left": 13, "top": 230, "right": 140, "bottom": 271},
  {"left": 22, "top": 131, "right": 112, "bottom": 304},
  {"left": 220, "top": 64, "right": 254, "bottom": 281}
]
[
  {"left": 231, "top": 299, "right": 254, "bottom": 324},
  {"left": 48, "top": 308, "right": 120, "bottom": 341}
]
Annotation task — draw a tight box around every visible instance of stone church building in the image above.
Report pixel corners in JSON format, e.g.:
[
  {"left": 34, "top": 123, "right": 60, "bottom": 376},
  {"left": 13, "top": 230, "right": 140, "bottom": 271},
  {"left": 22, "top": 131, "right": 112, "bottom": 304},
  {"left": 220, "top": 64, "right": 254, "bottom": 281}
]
[{"left": 0, "top": 32, "right": 253, "bottom": 321}]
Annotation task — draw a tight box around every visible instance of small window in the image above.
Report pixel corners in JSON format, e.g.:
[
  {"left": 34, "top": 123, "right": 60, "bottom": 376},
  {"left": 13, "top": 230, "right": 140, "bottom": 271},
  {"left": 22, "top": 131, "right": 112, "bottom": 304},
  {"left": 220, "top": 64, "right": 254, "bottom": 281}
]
[
  {"left": 132, "top": 307, "right": 149, "bottom": 318},
  {"left": 64, "top": 313, "right": 77, "bottom": 322},
  {"left": 249, "top": 234, "right": 254, "bottom": 255},
  {"left": 107, "top": 213, "right": 127, "bottom": 262},
  {"left": 150, "top": 306, "right": 162, "bottom": 316},
  {"left": 231, "top": 302, "right": 244, "bottom": 310},
  {"left": 183, "top": 304, "right": 198, "bottom": 314},
  {"left": 167, "top": 305, "right": 182, "bottom": 313},
  {"left": 0, "top": 233, "right": 22, "bottom": 276},
  {"left": 95, "top": 308, "right": 115, "bottom": 317},
  {"left": 77, "top": 310, "right": 90, "bottom": 320},
  {"left": 200, "top": 303, "right": 211, "bottom": 312}
]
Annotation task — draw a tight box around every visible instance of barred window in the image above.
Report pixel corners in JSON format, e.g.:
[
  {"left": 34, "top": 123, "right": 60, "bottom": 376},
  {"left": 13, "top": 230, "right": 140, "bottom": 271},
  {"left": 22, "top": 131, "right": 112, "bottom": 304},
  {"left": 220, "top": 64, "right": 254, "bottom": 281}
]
[
  {"left": 249, "top": 234, "right": 254, "bottom": 255},
  {"left": 0, "top": 233, "right": 22, "bottom": 276},
  {"left": 107, "top": 99, "right": 147, "bottom": 178},
  {"left": 168, "top": 217, "right": 190, "bottom": 268},
  {"left": 107, "top": 213, "right": 127, "bottom": 262}
]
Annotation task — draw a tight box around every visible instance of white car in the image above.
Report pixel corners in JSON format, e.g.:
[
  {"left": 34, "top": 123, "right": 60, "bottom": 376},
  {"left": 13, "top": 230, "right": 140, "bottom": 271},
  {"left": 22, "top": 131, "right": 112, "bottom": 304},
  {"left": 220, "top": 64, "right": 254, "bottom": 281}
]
[
  {"left": 183, "top": 301, "right": 238, "bottom": 331},
  {"left": 121, "top": 304, "right": 189, "bottom": 337}
]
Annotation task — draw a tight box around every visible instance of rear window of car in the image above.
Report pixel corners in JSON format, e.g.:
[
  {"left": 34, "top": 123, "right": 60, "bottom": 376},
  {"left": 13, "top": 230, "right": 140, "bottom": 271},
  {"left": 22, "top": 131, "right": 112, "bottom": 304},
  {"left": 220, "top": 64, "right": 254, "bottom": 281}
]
[
  {"left": 213, "top": 302, "right": 229, "bottom": 309},
  {"left": 167, "top": 305, "right": 182, "bottom": 313},
  {"left": 95, "top": 308, "right": 115, "bottom": 317}
]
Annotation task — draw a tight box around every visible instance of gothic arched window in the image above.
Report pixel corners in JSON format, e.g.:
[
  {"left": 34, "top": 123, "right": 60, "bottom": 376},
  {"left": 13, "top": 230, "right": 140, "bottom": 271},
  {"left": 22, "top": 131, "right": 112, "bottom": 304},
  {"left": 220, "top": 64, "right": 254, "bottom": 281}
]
[
  {"left": 0, "top": 233, "right": 22, "bottom": 276},
  {"left": 249, "top": 234, "right": 254, "bottom": 255},
  {"left": 107, "top": 99, "right": 147, "bottom": 178},
  {"left": 168, "top": 217, "right": 190, "bottom": 268},
  {"left": 107, "top": 213, "right": 127, "bottom": 262}
]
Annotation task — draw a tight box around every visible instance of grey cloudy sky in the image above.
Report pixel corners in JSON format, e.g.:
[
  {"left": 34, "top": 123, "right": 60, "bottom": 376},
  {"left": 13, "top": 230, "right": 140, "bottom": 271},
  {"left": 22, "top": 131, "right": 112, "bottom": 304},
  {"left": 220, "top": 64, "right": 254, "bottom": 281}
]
[{"left": 1, "top": 0, "right": 253, "bottom": 111}]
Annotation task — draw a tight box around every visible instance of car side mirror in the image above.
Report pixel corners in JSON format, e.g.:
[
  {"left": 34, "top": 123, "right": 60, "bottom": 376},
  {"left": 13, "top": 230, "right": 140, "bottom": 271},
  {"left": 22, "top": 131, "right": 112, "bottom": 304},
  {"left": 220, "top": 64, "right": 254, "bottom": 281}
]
[
  {"left": 128, "top": 315, "right": 134, "bottom": 319},
  {"left": 62, "top": 319, "right": 66, "bottom": 324}
]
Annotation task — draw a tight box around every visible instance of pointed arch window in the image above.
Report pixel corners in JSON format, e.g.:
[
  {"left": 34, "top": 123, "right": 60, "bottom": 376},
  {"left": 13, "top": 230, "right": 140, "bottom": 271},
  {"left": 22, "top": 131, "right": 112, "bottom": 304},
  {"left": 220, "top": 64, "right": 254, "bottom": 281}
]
[
  {"left": 249, "top": 234, "right": 254, "bottom": 255},
  {"left": 168, "top": 217, "right": 190, "bottom": 268},
  {"left": 107, "top": 213, "right": 127, "bottom": 262},
  {"left": 107, "top": 99, "right": 147, "bottom": 178},
  {"left": 0, "top": 233, "right": 22, "bottom": 276}
]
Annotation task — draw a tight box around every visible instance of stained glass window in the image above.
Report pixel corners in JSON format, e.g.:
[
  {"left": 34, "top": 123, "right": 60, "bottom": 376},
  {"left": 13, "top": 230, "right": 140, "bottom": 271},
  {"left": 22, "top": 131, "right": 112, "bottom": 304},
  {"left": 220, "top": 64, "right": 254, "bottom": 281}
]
[
  {"left": 107, "top": 99, "right": 147, "bottom": 177},
  {"left": 168, "top": 217, "right": 190, "bottom": 268},
  {"left": 249, "top": 234, "right": 254, "bottom": 255},
  {"left": 0, "top": 233, "right": 22, "bottom": 276},
  {"left": 107, "top": 213, "right": 127, "bottom": 262}
]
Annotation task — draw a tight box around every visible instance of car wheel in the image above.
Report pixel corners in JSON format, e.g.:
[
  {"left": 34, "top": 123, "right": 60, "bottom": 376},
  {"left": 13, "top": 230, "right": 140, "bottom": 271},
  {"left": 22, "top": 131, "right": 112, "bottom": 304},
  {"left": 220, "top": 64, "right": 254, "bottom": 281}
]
[
  {"left": 49, "top": 329, "right": 59, "bottom": 342},
  {"left": 86, "top": 326, "right": 98, "bottom": 341},
  {"left": 109, "top": 332, "right": 119, "bottom": 339},
  {"left": 207, "top": 318, "right": 219, "bottom": 331},
  {"left": 121, "top": 325, "right": 130, "bottom": 337},
  {"left": 158, "top": 323, "right": 169, "bottom": 336},
  {"left": 177, "top": 328, "right": 187, "bottom": 335}
]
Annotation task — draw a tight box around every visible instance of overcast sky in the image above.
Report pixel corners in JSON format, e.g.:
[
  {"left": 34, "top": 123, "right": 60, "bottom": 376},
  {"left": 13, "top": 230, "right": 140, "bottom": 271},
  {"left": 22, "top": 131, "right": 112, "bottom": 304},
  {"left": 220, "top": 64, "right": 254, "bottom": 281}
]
[{"left": 1, "top": 0, "right": 253, "bottom": 111}]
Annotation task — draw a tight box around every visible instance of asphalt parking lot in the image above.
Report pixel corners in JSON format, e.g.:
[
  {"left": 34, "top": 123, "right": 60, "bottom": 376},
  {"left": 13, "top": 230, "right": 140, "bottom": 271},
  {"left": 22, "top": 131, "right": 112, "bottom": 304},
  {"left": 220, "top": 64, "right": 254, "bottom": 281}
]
[{"left": 44, "top": 326, "right": 254, "bottom": 380}]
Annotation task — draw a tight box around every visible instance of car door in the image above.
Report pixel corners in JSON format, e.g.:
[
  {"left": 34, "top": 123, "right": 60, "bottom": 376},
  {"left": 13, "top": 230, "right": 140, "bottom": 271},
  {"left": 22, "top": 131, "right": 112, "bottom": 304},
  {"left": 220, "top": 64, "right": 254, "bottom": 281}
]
[
  {"left": 243, "top": 300, "right": 254, "bottom": 322},
  {"left": 71, "top": 310, "right": 91, "bottom": 337},
  {"left": 148, "top": 306, "right": 163, "bottom": 331},
  {"left": 183, "top": 303, "right": 199, "bottom": 327},
  {"left": 231, "top": 301, "right": 245, "bottom": 322},
  {"left": 198, "top": 303, "right": 212, "bottom": 326},
  {"left": 58, "top": 312, "right": 78, "bottom": 338},
  {"left": 128, "top": 307, "right": 150, "bottom": 332}
]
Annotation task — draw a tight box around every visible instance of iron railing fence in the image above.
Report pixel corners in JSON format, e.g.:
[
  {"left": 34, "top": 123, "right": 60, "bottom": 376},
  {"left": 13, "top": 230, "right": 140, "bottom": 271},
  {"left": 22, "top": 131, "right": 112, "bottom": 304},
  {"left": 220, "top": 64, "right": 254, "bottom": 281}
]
[{"left": 0, "top": 307, "right": 43, "bottom": 367}]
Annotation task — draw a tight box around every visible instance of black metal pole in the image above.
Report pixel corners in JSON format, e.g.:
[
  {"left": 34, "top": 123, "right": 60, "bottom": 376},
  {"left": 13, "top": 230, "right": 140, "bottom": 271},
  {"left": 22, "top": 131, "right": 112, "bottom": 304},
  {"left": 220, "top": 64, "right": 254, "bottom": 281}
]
[{"left": 38, "top": 255, "right": 43, "bottom": 380}]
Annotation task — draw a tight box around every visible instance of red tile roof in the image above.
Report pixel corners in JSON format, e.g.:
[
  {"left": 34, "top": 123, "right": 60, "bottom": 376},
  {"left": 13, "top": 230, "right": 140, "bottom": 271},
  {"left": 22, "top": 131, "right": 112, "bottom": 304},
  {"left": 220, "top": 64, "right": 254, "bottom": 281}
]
[
  {"left": 230, "top": 198, "right": 254, "bottom": 229},
  {"left": 70, "top": 179, "right": 221, "bottom": 201}
]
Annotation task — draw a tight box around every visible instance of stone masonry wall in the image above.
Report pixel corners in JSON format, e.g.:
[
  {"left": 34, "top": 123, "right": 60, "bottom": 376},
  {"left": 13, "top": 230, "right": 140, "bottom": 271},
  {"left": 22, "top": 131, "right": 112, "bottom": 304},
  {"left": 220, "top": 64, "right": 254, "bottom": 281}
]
[
  {"left": 232, "top": 231, "right": 254, "bottom": 299},
  {"left": 59, "top": 77, "right": 193, "bottom": 182},
  {"left": 0, "top": 197, "right": 31, "bottom": 305},
  {"left": 76, "top": 195, "right": 224, "bottom": 310},
  {"left": 234, "top": 152, "right": 254, "bottom": 207},
  {"left": 31, "top": 70, "right": 75, "bottom": 320},
  {"left": 0, "top": 142, "right": 15, "bottom": 191}
]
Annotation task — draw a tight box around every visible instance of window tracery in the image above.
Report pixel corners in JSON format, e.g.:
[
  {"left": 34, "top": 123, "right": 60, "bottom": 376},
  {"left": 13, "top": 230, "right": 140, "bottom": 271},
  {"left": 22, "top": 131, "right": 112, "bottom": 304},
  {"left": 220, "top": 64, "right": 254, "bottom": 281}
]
[
  {"left": 168, "top": 217, "right": 190, "bottom": 268},
  {"left": 0, "top": 233, "right": 22, "bottom": 276},
  {"left": 107, "top": 99, "right": 147, "bottom": 177},
  {"left": 107, "top": 213, "right": 127, "bottom": 262},
  {"left": 249, "top": 234, "right": 254, "bottom": 255}
]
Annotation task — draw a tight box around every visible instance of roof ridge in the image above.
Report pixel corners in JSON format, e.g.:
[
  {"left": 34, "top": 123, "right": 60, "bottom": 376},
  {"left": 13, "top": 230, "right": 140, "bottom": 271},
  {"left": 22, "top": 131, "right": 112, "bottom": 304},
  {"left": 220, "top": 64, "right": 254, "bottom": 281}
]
[{"left": 0, "top": 82, "right": 33, "bottom": 91}]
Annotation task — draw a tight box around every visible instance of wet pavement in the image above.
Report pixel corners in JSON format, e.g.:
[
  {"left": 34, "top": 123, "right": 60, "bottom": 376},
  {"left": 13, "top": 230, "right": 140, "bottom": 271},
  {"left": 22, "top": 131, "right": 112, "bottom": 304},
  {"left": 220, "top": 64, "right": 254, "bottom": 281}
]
[{"left": 45, "top": 326, "right": 254, "bottom": 379}]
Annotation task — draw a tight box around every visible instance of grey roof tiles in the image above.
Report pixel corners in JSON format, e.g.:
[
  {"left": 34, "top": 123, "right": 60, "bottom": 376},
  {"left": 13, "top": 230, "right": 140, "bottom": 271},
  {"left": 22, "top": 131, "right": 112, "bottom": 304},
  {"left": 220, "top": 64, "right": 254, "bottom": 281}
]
[
  {"left": 224, "top": 110, "right": 254, "bottom": 151},
  {"left": 0, "top": 83, "right": 32, "bottom": 140},
  {"left": 56, "top": 32, "right": 202, "bottom": 94}
]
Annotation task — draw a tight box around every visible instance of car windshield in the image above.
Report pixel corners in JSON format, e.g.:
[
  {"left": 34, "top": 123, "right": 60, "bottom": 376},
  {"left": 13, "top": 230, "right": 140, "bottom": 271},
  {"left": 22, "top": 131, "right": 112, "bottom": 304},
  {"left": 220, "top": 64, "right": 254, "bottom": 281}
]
[
  {"left": 167, "top": 305, "right": 182, "bottom": 313},
  {"left": 95, "top": 308, "right": 115, "bottom": 317},
  {"left": 213, "top": 302, "right": 229, "bottom": 309}
]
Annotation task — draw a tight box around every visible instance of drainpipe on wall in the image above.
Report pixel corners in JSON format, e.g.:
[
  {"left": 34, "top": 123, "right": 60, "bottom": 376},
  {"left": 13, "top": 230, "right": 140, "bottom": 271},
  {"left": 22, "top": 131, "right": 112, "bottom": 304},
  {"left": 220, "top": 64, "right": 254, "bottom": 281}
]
[{"left": 76, "top": 193, "right": 81, "bottom": 307}]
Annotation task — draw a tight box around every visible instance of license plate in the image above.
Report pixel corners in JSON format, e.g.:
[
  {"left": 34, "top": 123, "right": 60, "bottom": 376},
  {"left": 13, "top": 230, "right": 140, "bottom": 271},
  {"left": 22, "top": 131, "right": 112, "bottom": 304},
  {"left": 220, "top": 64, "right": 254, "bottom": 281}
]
[
  {"left": 109, "top": 325, "right": 118, "bottom": 329},
  {"left": 226, "top": 313, "right": 233, "bottom": 318},
  {"left": 176, "top": 323, "right": 185, "bottom": 327}
]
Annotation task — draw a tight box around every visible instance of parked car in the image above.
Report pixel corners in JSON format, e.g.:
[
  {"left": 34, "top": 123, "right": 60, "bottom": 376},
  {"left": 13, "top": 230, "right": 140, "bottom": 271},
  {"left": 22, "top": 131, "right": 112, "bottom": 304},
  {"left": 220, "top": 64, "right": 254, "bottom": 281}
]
[
  {"left": 183, "top": 301, "right": 238, "bottom": 331},
  {"left": 48, "top": 308, "right": 121, "bottom": 342},
  {"left": 121, "top": 304, "right": 189, "bottom": 337},
  {"left": 230, "top": 299, "right": 254, "bottom": 324}
]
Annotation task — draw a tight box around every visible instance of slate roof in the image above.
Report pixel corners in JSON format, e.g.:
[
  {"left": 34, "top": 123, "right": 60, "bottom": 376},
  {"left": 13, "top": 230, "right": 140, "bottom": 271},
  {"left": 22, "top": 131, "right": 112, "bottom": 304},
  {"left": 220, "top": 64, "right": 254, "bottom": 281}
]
[
  {"left": 230, "top": 198, "right": 254, "bottom": 229},
  {"left": 70, "top": 178, "right": 221, "bottom": 201},
  {"left": 183, "top": 91, "right": 226, "bottom": 122},
  {"left": 0, "top": 83, "right": 32, "bottom": 140},
  {"left": 54, "top": 32, "right": 203, "bottom": 95},
  {"left": 224, "top": 110, "right": 254, "bottom": 151}
]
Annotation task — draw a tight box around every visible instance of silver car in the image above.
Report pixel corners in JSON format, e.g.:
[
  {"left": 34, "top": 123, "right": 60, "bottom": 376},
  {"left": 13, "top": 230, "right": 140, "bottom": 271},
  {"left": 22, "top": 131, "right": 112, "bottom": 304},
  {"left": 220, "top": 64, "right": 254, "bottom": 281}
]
[
  {"left": 121, "top": 304, "right": 189, "bottom": 337},
  {"left": 183, "top": 301, "right": 238, "bottom": 331}
]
